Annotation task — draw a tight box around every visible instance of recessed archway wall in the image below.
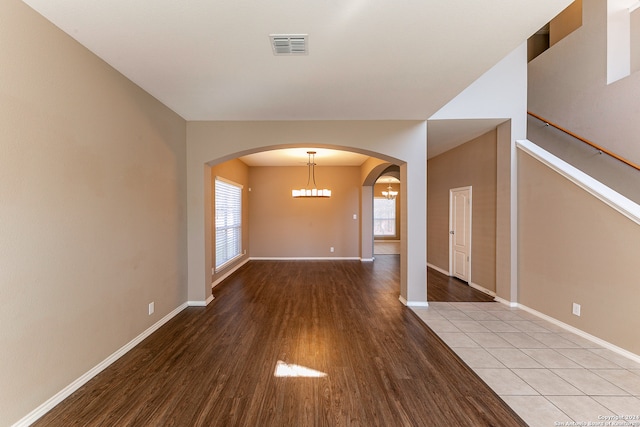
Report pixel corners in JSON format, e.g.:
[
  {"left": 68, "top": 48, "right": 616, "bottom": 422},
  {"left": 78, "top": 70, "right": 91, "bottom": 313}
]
[
  {"left": 186, "top": 120, "right": 427, "bottom": 306},
  {"left": 360, "top": 163, "right": 401, "bottom": 260}
]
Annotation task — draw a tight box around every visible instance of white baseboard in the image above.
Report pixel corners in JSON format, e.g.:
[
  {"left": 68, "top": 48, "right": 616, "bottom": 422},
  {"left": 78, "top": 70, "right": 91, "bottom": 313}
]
[
  {"left": 426, "top": 263, "right": 449, "bottom": 276},
  {"left": 188, "top": 295, "right": 215, "bottom": 307},
  {"left": 399, "top": 296, "right": 428, "bottom": 307},
  {"left": 426, "top": 263, "right": 495, "bottom": 298},
  {"left": 212, "top": 257, "right": 250, "bottom": 288},
  {"left": 407, "top": 301, "right": 429, "bottom": 307},
  {"left": 13, "top": 302, "right": 188, "bottom": 427},
  {"left": 469, "top": 282, "right": 496, "bottom": 297},
  {"left": 360, "top": 258, "right": 374, "bottom": 262},
  {"left": 494, "top": 296, "right": 518, "bottom": 308},
  {"left": 250, "top": 257, "right": 361, "bottom": 261},
  {"left": 516, "top": 303, "right": 640, "bottom": 365}
]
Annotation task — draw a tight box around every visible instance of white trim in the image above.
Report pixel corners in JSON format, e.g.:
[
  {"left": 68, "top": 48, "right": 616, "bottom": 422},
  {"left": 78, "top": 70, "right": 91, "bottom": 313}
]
[
  {"left": 494, "top": 295, "right": 518, "bottom": 308},
  {"left": 212, "top": 257, "right": 250, "bottom": 288},
  {"left": 214, "top": 177, "right": 243, "bottom": 272},
  {"left": 516, "top": 139, "right": 640, "bottom": 225},
  {"left": 406, "top": 301, "right": 429, "bottom": 307},
  {"left": 517, "top": 303, "right": 640, "bottom": 365},
  {"left": 427, "top": 263, "right": 496, "bottom": 298},
  {"left": 400, "top": 295, "right": 429, "bottom": 307},
  {"left": 215, "top": 175, "right": 244, "bottom": 189},
  {"left": 214, "top": 253, "right": 244, "bottom": 273},
  {"left": 188, "top": 295, "right": 214, "bottom": 307},
  {"left": 360, "top": 258, "right": 375, "bottom": 262},
  {"left": 448, "top": 186, "right": 473, "bottom": 283},
  {"left": 426, "top": 262, "right": 449, "bottom": 276},
  {"left": 12, "top": 303, "right": 188, "bottom": 427},
  {"left": 469, "top": 281, "right": 496, "bottom": 297},
  {"left": 249, "top": 257, "right": 361, "bottom": 261}
]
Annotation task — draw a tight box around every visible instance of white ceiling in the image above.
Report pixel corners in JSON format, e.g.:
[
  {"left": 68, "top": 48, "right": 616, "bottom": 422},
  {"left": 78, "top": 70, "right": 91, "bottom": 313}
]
[
  {"left": 427, "top": 118, "right": 509, "bottom": 159},
  {"left": 21, "top": 0, "right": 571, "bottom": 123},
  {"left": 20, "top": 1, "right": 571, "bottom": 166},
  {"left": 240, "top": 148, "right": 369, "bottom": 167},
  {"left": 376, "top": 176, "right": 401, "bottom": 184}
]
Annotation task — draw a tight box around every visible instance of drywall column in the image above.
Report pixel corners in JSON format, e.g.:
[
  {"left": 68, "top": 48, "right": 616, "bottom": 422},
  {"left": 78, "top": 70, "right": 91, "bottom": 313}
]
[
  {"left": 400, "top": 157, "right": 428, "bottom": 306},
  {"left": 496, "top": 121, "right": 515, "bottom": 303},
  {"left": 186, "top": 160, "right": 213, "bottom": 305},
  {"left": 429, "top": 42, "right": 528, "bottom": 305},
  {"left": 361, "top": 186, "right": 374, "bottom": 261}
]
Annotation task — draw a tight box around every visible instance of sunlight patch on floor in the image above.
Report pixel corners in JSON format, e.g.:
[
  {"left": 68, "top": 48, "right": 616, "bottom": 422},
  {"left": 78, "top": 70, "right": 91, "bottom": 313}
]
[{"left": 274, "top": 360, "right": 327, "bottom": 378}]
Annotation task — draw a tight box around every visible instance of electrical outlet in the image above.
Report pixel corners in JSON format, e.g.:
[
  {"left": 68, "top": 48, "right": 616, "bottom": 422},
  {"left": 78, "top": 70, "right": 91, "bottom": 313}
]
[
  {"left": 572, "top": 303, "right": 581, "bottom": 316},
  {"left": 149, "top": 302, "right": 155, "bottom": 315},
  {"left": 330, "top": 247, "right": 334, "bottom": 253},
  {"left": 353, "top": 214, "right": 357, "bottom": 220}
]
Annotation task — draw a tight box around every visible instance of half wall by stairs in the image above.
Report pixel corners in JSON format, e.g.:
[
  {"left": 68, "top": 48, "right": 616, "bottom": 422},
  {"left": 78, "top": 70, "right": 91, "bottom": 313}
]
[
  {"left": 517, "top": 138, "right": 640, "bottom": 357},
  {"left": 528, "top": 113, "right": 640, "bottom": 204}
]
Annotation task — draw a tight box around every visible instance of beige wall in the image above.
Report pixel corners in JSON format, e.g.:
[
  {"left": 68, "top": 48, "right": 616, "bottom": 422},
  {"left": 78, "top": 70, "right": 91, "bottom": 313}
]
[
  {"left": 550, "top": 0, "right": 582, "bottom": 46},
  {"left": 527, "top": 0, "right": 640, "bottom": 357},
  {"left": 211, "top": 159, "right": 250, "bottom": 283},
  {"left": 0, "top": 1, "right": 187, "bottom": 425},
  {"left": 527, "top": 115, "right": 640, "bottom": 204},
  {"left": 529, "top": 0, "right": 640, "bottom": 165},
  {"left": 427, "top": 130, "right": 497, "bottom": 292},
  {"left": 632, "top": 8, "right": 640, "bottom": 74},
  {"left": 518, "top": 151, "right": 640, "bottom": 355},
  {"left": 188, "top": 121, "right": 428, "bottom": 305},
  {"left": 360, "top": 157, "right": 390, "bottom": 184},
  {"left": 528, "top": 34, "right": 550, "bottom": 62},
  {"left": 249, "top": 166, "right": 360, "bottom": 257},
  {"left": 359, "top": 157, "right": 395, "bottom": 259}
]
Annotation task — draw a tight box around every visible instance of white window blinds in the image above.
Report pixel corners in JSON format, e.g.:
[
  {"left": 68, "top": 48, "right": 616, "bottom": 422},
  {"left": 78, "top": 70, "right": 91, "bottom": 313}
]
[{"left": 215, "top": 177, "right": 242, "bottom": 270}]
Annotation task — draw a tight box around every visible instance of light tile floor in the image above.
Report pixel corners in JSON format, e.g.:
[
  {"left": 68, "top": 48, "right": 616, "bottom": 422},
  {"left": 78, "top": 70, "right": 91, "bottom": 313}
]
[{"left": 412, "top": 302, "right": 640, "bottom": 427}]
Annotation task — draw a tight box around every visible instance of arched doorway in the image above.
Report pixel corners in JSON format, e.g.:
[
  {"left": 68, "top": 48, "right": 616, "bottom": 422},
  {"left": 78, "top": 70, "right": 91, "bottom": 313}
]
[
  {"left": 186, "top": 120, "right": 427, "bottom": 307},
  {"left": 373, "top": 173, "right": 401, "bottom": 256}
]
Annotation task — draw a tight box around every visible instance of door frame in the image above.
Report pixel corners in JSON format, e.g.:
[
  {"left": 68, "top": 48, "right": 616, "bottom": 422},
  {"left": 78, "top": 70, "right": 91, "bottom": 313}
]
[{"left": 448, "top": 186, "right": 472, "bottom": 283}]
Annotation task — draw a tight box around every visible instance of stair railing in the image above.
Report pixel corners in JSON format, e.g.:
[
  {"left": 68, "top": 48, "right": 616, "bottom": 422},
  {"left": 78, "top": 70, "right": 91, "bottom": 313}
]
[{"left": 527, "top": 111, "right": 640, "bottom": 172}]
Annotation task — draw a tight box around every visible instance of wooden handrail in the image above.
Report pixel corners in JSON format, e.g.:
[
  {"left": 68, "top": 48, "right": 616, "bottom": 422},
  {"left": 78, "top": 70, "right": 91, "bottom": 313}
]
[{"left": 527, "top": 111, "right": 640, "bottom": 172}]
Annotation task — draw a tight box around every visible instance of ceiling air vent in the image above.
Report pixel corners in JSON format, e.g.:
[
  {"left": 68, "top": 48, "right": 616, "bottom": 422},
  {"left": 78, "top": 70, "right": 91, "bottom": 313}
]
[{"left": 269, "top": 34, "right": 308, "bottom": 55}]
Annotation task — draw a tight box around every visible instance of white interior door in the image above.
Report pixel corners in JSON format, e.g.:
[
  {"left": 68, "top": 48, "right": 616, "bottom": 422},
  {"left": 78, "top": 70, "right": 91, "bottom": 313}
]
[{"left": 449, "top": 187, "right": 472, "bottom": 283}]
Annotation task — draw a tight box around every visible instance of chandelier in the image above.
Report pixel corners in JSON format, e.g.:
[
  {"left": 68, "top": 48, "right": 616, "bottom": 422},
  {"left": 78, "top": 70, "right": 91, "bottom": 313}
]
[
  {"left": 382, "top": 184, "right": 398, "bottom": 200},
  {"left": 292, "top": 151, "right": 332, "bottom": 198}
]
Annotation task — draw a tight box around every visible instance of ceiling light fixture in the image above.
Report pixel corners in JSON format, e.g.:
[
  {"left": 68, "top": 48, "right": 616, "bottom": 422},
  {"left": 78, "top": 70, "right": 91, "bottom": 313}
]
[
  {"left": 292, "top": 151, "right": 331, "bottom": 198},
  {"left": 382, "top": 184, "right": 398, "bottom": 200}
]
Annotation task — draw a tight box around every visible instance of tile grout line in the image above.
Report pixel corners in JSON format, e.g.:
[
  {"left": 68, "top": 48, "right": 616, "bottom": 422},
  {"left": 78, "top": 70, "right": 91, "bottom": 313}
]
[{"left": 412, "top": 303, "right": 640, "bottom": 425}]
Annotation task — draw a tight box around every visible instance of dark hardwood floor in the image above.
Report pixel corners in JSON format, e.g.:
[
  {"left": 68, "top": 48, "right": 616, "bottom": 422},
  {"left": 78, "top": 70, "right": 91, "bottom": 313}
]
[
  {"left": 427, "top": 266, "right": 495, "bottom": 302},
  {"left": 35, "top": 256, "right": 523, "bottom": 426}
]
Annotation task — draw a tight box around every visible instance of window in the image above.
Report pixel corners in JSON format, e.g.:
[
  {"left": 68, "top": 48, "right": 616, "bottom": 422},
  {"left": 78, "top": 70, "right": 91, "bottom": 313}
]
[
  {"left": 215, "top": 177, "right": 242, "bottom": 270},
  {"left": 373, "top": 198, "right": 396, "bottom": 237},
  {"left": 607, "top": 0, "right": 639, "bottom": 83}
]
